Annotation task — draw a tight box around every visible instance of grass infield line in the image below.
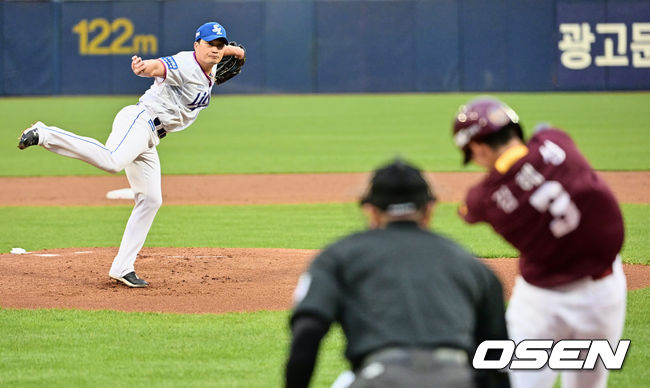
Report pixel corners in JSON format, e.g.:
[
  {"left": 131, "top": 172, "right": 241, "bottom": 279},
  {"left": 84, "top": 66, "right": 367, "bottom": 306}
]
[{"left": 1, "top": 203, "right": 648, "bottom": 264}]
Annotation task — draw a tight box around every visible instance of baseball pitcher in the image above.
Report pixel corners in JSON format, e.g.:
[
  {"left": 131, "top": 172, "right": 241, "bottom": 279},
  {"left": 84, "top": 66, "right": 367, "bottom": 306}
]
[{"left": 17, "top": 22, "right": 246, "bottom": 288}]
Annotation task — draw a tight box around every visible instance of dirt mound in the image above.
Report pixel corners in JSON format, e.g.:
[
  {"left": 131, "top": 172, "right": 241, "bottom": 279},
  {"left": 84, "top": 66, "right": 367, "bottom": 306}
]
[
  {"left": 1, "top": 247, "right": 647, "bottom": 314},
  {"left": 1, "top": 171, "right": 647, "bottom": 314}
]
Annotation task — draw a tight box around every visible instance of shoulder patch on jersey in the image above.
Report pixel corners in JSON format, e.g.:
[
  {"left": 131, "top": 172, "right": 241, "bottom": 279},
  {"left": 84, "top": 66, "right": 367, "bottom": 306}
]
[{"left": 161, "top": 56, "right": 178, "bottom": 70}]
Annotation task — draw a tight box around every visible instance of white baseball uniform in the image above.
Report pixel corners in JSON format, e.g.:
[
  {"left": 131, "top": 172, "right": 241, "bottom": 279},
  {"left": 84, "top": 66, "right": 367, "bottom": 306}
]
[
  {"left": 506, "top": 256, "right": 626, "bottom": 388},
  {"left": 33, "top": 51, "right": 216, "bottom": 278}
]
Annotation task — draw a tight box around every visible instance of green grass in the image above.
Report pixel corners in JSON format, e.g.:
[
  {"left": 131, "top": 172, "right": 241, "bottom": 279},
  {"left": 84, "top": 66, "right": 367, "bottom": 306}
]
[
  {"left": 1, "top": 93, "right": 649, "bottom": 176},
  {"left": 1, "top": 288, "right": 647, "bottom": 387},
  {"left": 0, "top": 308, "right": 336, "bottom": 387},
  {"left": 1, "top": 203, "right": 647, "bottom": 264},
  {"left": 0, "top": 92, "right": 647, "bottom": 387},
  {"left": 608, "top": 287, "right": 650, "bottom": 387}
]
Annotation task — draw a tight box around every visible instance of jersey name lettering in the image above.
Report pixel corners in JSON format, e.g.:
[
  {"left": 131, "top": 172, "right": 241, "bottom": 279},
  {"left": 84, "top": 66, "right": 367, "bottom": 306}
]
[
  {"left": 188, "top": 92, "right": 210, "bottom": 111},
  {"left": 515, "top": 163, "right": 545, "bottom": 191},
  {"left": 492, "top": 185, "right": 519, "bottom": 213}
]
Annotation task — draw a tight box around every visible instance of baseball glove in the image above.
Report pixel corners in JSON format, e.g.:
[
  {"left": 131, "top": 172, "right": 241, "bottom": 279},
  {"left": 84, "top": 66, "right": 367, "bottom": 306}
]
[{"left": 214, "top": 42, "right": 246, "bottom": 85}]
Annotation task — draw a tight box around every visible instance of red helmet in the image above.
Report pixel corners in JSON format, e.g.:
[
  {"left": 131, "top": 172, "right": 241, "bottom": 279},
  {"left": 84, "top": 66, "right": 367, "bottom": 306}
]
[{"left": 452, "top": 96, "right": 522, "bottom": 164}]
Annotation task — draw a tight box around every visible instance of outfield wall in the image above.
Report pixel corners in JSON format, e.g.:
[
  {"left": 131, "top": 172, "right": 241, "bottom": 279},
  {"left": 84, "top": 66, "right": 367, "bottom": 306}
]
[{"left": 1, "top": 0, "right": 649, "bottom": 95}]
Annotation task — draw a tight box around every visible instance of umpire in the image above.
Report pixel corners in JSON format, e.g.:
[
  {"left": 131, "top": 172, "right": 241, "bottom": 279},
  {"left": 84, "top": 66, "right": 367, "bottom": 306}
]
[{"left": 285, "top": 159, "right": 510, "bottom": 388}]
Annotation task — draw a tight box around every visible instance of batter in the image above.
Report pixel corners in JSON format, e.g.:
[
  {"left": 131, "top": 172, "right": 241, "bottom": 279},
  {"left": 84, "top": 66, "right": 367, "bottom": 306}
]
[{"left": 452, "top": 96, "right": 626, "bottom": 388}]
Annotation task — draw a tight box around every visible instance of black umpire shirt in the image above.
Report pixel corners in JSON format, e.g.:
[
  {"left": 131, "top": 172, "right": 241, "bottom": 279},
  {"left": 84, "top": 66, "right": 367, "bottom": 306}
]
[{"left": 286, "top": 220, "right": 509, "bottom": 387}]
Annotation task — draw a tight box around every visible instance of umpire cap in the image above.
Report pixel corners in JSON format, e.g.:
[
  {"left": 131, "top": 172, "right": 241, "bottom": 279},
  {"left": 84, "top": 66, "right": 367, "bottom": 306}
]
[{"left": 360, "top": 159, "right": 436, "bottom": 215}]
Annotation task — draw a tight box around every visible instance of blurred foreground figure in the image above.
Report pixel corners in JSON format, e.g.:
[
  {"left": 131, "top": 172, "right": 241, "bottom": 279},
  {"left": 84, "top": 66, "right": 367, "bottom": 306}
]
[
  {"left": 285, "top": 159, "right": 510, "bottom": 388},
  {"left": 452, "top": 96, "right": 626, "bottom": 388}
]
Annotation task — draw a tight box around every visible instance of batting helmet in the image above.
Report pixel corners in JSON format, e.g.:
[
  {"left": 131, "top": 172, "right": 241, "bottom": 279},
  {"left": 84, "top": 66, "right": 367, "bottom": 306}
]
[{"left": 452, "top": 96, "right": 523, "bottom": 165}]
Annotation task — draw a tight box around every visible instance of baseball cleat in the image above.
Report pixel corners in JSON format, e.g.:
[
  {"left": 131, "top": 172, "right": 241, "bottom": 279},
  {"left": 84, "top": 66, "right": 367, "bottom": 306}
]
[
  {"left": 110, "top": 271, "right": 149, "bottom": 288},
  {"left": 17, "top": 122, "right": 42, "bottom": 149}
]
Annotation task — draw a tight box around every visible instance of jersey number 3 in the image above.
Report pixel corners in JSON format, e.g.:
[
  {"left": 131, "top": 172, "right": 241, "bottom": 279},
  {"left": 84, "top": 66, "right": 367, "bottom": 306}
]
[{"left": 529, "top": 181, "right": 581, "bottom": 238}]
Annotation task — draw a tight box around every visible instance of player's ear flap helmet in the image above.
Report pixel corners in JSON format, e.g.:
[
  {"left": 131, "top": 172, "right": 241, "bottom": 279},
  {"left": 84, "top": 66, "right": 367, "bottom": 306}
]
[{"left": 452, "top": 96, "right": 523, "bottom": 165}]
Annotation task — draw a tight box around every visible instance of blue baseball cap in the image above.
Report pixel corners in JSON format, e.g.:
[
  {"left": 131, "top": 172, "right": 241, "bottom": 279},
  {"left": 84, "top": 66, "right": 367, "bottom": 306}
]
[{"left": 195, "top": 22, "right": 228, "bottom": 43}]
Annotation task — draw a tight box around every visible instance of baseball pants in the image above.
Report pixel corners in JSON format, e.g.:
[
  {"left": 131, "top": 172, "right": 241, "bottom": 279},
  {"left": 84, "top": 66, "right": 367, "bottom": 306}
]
[
  {"left": 36, "top": 104, "right": 162, "bottom": 278},
  {"left": 505, "top": 256, "right": 627, "bottom": 388}
]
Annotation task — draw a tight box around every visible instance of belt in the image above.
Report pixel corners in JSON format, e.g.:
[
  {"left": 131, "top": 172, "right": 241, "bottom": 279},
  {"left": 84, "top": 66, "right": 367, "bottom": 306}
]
[
  {"left": 592, "top": 266, "right": 613, "bottom": 280},
  {"left": 153, "top": 117, "right": 166, "bottom": 139},
  {"left": 361, "top": 347, "right": 468, "bottom": 369}
]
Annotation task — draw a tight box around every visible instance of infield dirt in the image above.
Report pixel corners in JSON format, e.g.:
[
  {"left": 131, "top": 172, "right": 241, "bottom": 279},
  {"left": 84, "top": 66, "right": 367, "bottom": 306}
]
[{"left": 0, "top": 172, "right": 648, "bottom": 314}]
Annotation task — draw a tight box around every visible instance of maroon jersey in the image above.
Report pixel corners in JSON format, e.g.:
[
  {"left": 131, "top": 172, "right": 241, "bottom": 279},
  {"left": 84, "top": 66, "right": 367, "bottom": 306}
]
[{"left": 461, "top": 128, "right": 624, "bottom": 287}]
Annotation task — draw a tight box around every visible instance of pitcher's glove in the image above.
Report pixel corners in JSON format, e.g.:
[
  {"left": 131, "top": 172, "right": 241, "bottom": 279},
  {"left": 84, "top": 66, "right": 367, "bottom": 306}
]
[{"left": 215, "top": 42, "right": 246, "bottom": 85}]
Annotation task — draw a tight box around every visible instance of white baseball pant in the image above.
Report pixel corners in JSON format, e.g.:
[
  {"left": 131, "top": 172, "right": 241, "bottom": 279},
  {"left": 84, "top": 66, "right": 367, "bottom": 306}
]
[
  {"left": 35, "top": 104, "right": 162, "bottom": 278},
  {"left": 506, "top": 256, "right": 627, "bottom": 388}
]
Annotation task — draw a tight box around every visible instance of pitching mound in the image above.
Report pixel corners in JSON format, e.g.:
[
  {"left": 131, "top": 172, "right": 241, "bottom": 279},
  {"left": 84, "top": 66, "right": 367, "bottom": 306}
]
[
  {"left": 1, "top": 171, "right": 647, "bottom": 314},
  {"left": 1, "top": 247, "right": 648, "bottom": 314}
]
